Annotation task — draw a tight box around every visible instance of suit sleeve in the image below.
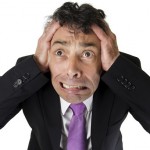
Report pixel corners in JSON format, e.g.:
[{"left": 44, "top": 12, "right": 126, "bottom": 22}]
[
  {"left": 0, "top": 55, "right": 49, "bottom": 129},
  {"left": 101, "top": 53, "right": 150, "bottom": 133}
]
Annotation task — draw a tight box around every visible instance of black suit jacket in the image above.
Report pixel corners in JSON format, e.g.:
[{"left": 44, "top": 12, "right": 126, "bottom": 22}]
[{"left": 0, "top": 53, "right": 150, "bottom": 150}]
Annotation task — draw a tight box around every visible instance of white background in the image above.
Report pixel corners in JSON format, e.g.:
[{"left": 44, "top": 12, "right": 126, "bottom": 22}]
[{"left": 0, "top": 0, "right": 150, "bottom": 149}]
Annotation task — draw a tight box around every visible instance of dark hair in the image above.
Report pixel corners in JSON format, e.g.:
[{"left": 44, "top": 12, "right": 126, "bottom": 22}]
[{"left": 47, "top": 2, "right": 107, "bottom": 33}]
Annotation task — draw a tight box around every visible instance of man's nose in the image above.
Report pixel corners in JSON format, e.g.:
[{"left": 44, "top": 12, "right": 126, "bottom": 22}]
[{"left": 67, "top": 58, "right": 82, "bottom": 79}]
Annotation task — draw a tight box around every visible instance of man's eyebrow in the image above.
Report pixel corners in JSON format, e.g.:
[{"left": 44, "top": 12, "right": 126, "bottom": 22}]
[
  {"left": 79, "top": 42, "right": 97, "bottom": 47},
  {"left": 52, "top": 40, "right": 68, "bottom": 46}
]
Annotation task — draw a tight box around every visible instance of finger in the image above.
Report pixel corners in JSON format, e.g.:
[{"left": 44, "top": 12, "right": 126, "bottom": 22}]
[
  {"left": 91, "top": 23, "right": 114, "bottom": 41},
  {"left": 39, "top": 21, "right": 55, "bottom": 39},
  {"left": 44, "top": 20, "right": 58, "bottom": 33},
  {"left": 91, "top": 24, "right": 108, "bottom": 41},
  {"left": 44, "top": 21, "right": 60, "bottom": 41},
  {"left": 101, "top": 20, "right": 113, "bottom": 35}
]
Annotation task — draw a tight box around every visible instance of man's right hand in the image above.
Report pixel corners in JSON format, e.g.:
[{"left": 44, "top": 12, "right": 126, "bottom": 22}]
[{"left": 34, "top": 21, "right": 60, "bottom": 73}]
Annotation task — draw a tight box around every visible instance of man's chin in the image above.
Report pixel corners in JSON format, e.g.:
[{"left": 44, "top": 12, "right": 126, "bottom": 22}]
[{"left": 59, "top": 94, "right": 90, "bottom": 104}]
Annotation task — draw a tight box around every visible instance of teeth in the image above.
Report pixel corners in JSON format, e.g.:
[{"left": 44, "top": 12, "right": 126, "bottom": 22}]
[{"left": 62, "top": 83, "right": 83, "bottom": 89}]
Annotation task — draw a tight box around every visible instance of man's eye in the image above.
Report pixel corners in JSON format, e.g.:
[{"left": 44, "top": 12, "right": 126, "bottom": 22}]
[
  {"left": 55, "top": 50, "right": 63, "bottom": 56},
  {"left": 82, "top": 51, "right": 94, "bottom": 58}
]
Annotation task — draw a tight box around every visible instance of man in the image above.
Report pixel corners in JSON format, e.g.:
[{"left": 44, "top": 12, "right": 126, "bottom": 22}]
[{"left": 0, "top": 2, "right": 150, "bottom": 150}]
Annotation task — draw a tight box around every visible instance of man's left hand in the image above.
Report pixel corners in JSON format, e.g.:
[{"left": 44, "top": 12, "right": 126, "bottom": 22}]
[{"left": 92, "top": 23, "right": 120, "bottom": 71}]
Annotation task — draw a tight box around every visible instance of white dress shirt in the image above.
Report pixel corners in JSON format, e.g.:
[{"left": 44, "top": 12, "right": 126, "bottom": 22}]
[{"left": 60, "top": 96, "right": 93, "bottom": 150}]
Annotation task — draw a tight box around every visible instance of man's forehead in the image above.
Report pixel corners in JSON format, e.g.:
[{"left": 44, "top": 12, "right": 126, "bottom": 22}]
[
  {"left": 52, "top": 26, "right": 100, "bottom": 44},
  {"left": 54, "top": 26, "right": 84, "bottom": 37}
]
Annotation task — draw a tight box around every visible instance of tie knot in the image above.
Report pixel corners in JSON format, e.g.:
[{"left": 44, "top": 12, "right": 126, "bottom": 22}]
[{"left": 70, "top": 103, "right": 86, "bottom": 116}]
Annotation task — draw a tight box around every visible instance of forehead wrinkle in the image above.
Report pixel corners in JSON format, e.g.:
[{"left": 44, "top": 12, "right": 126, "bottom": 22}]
[{"left": 52, "top": 34, "right": 79, "bottom": 49}]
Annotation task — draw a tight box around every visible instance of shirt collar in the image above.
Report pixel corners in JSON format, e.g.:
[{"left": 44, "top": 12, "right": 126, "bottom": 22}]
[{"left": 60, "top": 95, "right": 93, "bottom": 115}]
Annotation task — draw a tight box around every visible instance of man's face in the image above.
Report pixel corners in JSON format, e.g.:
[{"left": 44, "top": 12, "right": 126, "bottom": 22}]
[{"left": 49, "top": 26, "right": 102, "bottom": 103}]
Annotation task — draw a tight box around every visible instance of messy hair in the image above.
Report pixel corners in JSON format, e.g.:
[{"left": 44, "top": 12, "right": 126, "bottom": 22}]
[{"left": 46, "top": 2, "right": 107, "bottom": 33}]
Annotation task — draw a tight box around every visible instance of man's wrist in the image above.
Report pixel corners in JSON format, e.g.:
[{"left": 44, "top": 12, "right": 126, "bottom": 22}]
[
  {"left": 104, "top": 52, "right": 120, "bottom": 71},
  {"left": 33, "top": 55, "right": 48, "bottom": 73}
]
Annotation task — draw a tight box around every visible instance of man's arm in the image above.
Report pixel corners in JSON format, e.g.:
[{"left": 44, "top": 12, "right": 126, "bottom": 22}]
[
  {"left": 102, "top": 53, "right": 150, "bottom": 132},
  {"left": 92, "top": 23, "right": 150, "bottom": 133},
  {"left": 0, "top": 21, "right": 60, "bottom": 129},
  {"left": 0, "top": 56, "right": 49, "bottom": 129}
]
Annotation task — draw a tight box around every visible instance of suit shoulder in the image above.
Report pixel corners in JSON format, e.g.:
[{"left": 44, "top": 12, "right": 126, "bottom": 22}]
[
  {"left": 120, "top": 52, "right": 141, "bottom": 68},
  {"left": 16, "top": 55, "right": 33, "bottom": 65}
]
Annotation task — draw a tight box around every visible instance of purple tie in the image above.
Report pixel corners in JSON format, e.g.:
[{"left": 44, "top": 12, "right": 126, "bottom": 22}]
[{"left": 67, "top": 103, "right": 87, "bottom": 150}]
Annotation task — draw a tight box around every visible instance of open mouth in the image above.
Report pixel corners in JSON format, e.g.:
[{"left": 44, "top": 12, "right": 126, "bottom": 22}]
[{"left": 60, "top": 82, "right": 87, "bottom": 90}]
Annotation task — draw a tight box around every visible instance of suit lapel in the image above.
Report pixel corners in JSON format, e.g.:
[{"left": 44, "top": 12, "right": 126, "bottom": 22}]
[
  {"left": 91, "top": 81, "right": 115, "bottom": 150},
  {"left": 39, "top": 76, "right": 114, "bottom": 150},
  {"left": 40, "top": 82, "right": 62, "bottom": 150}
]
